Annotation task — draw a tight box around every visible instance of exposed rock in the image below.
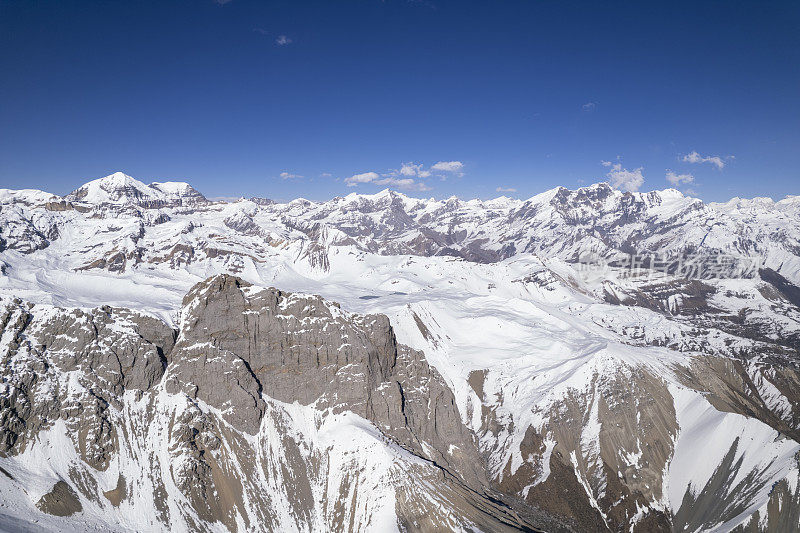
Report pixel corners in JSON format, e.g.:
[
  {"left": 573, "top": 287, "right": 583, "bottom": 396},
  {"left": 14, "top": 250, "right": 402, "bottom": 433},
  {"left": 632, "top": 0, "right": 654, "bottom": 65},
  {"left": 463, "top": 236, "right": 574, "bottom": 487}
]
[
  {"left": 0, "top": 298, "right": 174, "bottom": 466},
  {"left": 103, "top": 474, "right": 126, "bottom": 506},
  {"left": 674, "top": 356, "right": 800, "bottom": 441},
  {"left": 488, "top": 365, "right": 678, "bottom": 532},
  {"left": 36, "top": 481, "right": 82, "bottom": 516},
  {"left": 760, "top": 267, "right": 800, "bottom": 308},
  {"left": 732, "top": 455, "right": 800, "bottom": 532},
  {"left": 0, "top": 278, "right": 547, "bottom": 531},
  {"left": 167, "top": 275, "right": 489, "bottom": 489}
]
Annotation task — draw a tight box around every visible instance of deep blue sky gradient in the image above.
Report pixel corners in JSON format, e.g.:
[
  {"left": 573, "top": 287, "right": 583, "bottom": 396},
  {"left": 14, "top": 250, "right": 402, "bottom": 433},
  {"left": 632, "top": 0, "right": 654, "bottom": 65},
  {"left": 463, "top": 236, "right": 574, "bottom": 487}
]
[{"left": 1, "top": 0, "right": 798, "bottom": 201}]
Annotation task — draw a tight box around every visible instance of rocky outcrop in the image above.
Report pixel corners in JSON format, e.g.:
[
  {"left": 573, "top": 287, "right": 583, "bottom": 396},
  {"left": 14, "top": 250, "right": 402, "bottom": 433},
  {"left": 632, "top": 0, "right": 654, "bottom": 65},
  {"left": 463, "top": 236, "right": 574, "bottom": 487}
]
[
  {"left": 36, "top": 481, "right": 83, "bottom": 517},
  {"left": 0, "top": 299, "right": 173, "bottom": 468},
  {"left": 165, "top": 275, "right": 500, "bottom": 507},
  {"left": 0, "top": 278, "right": 544, "bottom": 532},
  {"left": 480, "top": 363, "right": 677, "bottom": 532},
  {"left": 732, "top": 456, "right": 800, "bottom": 533},
  {"left": 0, "top": 204, "right": 57, "bottom": 254},
  {"left": 675, "top": 355, "right": 800, "bottom": 441}
]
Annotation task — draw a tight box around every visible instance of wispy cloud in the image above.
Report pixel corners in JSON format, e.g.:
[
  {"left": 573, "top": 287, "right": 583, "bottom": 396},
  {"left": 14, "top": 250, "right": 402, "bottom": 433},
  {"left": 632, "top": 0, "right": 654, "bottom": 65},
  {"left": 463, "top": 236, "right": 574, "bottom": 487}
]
[
  {"left": 253, "top": 28, "right": 293, "bottom": 46},
  {"left": 280, "top": 172, "right": 302, "bottom": 180},
  {"left": 431, "top": 161, "right": 464, "bottom": 175},
  {"left": 213, "top": 0, "right": 233, "bottom": 5},
  {"left": 344, "top": 171, "right": 430, "bottom": 191},
  {"left": 665, "top": 170, "right": 694, "bottom": 186},
  {"left": 496, "top": 186, "right": 517, "bottom": 193},
  {"left": 681, "top": 150, "right": 728, "bottom": 170},
  {"left": 343, "top": 160, "right": 463, "bottom": 191},
  {"left": 603, "top": 160, "right": 644, "bottom": 192},
  {"left": 582, "top": 101, "right": 597, "bottom": 111},
  {"left": 399, "top": 162, "right": 431, "bottom": 178},
  {"left": 344, "top": 171, "right": 380, "bottom": 186}
]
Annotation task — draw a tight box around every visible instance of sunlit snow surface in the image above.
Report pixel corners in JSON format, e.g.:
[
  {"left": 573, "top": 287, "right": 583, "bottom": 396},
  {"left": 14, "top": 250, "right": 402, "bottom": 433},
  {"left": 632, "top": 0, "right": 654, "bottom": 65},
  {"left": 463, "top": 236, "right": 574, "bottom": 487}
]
[
  {"left": 2, "top": 180, "right": 800, "bottom": 531},
  {"left": 4, "top": 242, "right": 799, "bottom": 528}
]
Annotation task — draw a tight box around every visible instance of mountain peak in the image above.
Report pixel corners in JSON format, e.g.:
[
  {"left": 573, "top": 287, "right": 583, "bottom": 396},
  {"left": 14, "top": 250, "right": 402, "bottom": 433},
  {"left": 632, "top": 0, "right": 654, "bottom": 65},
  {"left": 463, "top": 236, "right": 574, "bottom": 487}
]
[
  {"left": 149, "top": 181, "right": 207, "bottom": 203},
  {"left": 66, "top": 172, "right": 206, "bottom": 207},
  {"left": 67, "top": 172, "right": 151, "bottom": 204},
  {"left": 101, "top": 171, "right": 139, "bottom": 184},
  {"left": 85, "top": 171, "right": 147, "bottom": 190}
]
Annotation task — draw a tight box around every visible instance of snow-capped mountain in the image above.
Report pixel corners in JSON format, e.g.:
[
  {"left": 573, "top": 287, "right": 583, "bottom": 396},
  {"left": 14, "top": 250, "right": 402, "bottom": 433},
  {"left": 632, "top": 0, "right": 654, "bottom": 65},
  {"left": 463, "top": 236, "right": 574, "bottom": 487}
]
[
  {"left": 1, "top": 172, "right": 800, "bottom": 532},
  {"left": 4, "top": 172, "right": 800, "bottom": 282},
  {"left": 65, "top": 172, "right": 207, "bottom": 207}
]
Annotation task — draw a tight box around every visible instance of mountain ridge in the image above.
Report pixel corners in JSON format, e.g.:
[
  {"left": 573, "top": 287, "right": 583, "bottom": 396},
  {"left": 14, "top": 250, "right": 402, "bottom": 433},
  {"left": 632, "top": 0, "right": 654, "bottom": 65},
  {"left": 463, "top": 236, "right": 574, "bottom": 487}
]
[{"left": 3, "top": 171, "right": 799, "bottom": 283}]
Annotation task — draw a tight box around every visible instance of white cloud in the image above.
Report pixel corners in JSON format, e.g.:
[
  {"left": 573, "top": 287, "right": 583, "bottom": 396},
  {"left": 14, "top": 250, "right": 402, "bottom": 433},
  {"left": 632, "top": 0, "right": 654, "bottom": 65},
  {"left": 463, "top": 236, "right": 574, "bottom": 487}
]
[
  {"left": 496, "top": 186, "right": 517, "bottom": 193},
  {"left": 399, "top": 162, "right": 431, "bottom": 178},
  {"left": 399, "top": 163, "right": 416, "bottom": 176},
  {"left": 605, "top": 162, "right": 644, "bottom": 192},
  {"left": 344, "top": 168, "right": 431, "bottom": 192},
  {"left": 344, "top": 171, "right": 380, "bottom": 186},
  {"left": 344, "top": 159, "right": 460, "bottom": 191},
  {"left": 345, "top": 172, "right": 431, "bottom": 191},
  {"left": 280, "top": 171, "right": 302, "bottom": 180},
  {"left": 681, "top": 151, "right": 726, "bottom": 169},
  {"left": 582, "top": 101, "right": 597, "bottom": 111},
  {"left": 431, "top": 161, "right": 464, "bottom": 175},
  {"left": 275, "top": 35, "right": 292, "bottom": 46},
  {"left": 665, "top": 170, "right": 694, "bottom": 186}
]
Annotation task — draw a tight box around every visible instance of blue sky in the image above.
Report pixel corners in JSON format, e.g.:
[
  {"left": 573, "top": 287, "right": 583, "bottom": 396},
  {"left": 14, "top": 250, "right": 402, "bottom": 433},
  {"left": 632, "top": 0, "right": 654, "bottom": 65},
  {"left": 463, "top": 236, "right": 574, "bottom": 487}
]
[{"left": 1, "top": 0, "right": 798, "bottom": 202}]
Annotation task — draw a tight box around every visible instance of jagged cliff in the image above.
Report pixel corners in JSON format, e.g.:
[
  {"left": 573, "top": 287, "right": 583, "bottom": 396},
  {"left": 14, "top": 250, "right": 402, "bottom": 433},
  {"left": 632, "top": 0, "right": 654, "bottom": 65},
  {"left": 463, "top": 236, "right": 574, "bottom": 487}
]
[{"left": 0, "top": 276, "right": 541, "bottom": 532}]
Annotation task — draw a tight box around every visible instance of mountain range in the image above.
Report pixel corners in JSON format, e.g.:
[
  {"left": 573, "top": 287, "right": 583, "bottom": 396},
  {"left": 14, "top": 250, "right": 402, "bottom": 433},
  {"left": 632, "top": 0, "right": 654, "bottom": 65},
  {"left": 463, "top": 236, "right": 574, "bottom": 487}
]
[{"left": 1, "top": 172, "right": 800, "bottom": 532}]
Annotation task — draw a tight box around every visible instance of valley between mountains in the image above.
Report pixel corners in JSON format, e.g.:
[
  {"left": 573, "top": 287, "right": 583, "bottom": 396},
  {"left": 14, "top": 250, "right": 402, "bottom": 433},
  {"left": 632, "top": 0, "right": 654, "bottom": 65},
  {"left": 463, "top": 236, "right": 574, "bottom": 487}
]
[{"left": 1, "top": 172, "right": 800, "bottom": 532}]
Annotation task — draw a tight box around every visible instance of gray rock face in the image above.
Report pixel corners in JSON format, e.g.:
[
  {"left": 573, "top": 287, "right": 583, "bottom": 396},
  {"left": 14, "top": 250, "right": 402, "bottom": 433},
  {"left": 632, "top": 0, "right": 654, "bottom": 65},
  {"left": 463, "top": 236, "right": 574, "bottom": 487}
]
[
  {"left": 36, "top": 480, "right": 83, "bottom": 516},
  {"left": 0, "top": 204, "right": 58, "bottom": 254},
  {"left": 0, "top": 298, "right": 173, "bottom": 468},
  {"left": 166, "top": 274, "right": 488, "bottom": 489},
  {"left": 732, "top": 459, "right": 800, "bottom": 533}
]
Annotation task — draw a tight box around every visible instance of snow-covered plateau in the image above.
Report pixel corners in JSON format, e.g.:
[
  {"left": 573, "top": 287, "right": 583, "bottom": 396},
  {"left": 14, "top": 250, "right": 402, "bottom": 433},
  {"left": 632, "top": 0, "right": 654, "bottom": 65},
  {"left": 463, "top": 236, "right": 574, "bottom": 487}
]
[{"left": 1, "top": 172, "right": 800, "bottom": 532}]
